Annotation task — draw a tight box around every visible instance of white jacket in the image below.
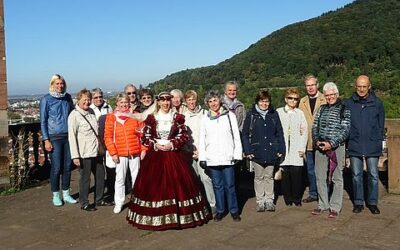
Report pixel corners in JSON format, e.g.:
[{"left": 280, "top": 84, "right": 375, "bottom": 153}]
[
  {"left": 68, "top": 105, "right": 99, "bottom": 159},
  {"left": 183, "top": 105, "right": 205, "bottom": 152},
  {"left": 90, "top": 101, "right": 113, "bottom": 121},
  {"left": 277, "top": 106, "right": 308, "bottom": 166},
  {"left": 199, "top": 110, "right": 243, "bottom": 166}
]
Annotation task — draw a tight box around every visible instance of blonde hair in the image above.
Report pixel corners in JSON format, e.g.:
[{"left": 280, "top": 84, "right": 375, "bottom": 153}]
[
  {"left": 49, "top": 74, "right": 66, "bottom": 92},
  {"left": 76, "top": 88, "right": 92, "bottom": 102},
  {"left": 184, "top": 90, "right": 198, "bottom": 100},
  {"left": 284, "top": 88, "right": 300, "bottom": 98},
  {"left": 116, "top": 93, "right": 130, "bottom": 103}
]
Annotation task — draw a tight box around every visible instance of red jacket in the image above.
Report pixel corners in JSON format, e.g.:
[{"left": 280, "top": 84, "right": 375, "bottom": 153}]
[{"left": 104, "top": 113, "right": 146, "bottom": 157}]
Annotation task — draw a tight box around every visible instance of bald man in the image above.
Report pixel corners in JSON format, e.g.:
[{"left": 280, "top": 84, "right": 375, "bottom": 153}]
[{"left": 345, "top": 75, "right": 385, "bottom": 215}]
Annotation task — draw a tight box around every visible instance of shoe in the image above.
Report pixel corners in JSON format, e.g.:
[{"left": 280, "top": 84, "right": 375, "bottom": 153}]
[
  {"left": 352, "top": 205, "right": 364, "bottom": 213},
  {"left": 214, "top": 213, "right": 224, "bottom": 222},
  {"left": 81, "top": 204, "right": 97, "bottom": 212},
  {"left": 52, "top": 192, "right": 63, "bottom": 207},
  {"left": 311, "top": 208, "right": 326, "bottom": 215},
  {"left": 96, "top": 200, "right": 113, "bottom": 206},
  {"left": 62, "top": 190, "right": 78, "bottom": 204},
  {"left": 328, "top": 210, "right": 338, "bottom": 218},
  {"left": 113, "top": 205, "right": 122, "bottom": 214},
  {"left": 265, "top": 202, "right": 275, "bottom": 212},
  {"left": 302, "top": 196, "right": 318, "bottom": 203},
  {"left": 284, "top": 200, "right": 293, "bottom": 206},
  {"left": 231, "top": 213, "right": 241, "bottom": 222},
  {"left": 294, "top": 201, "right": 302, "bottom": 207},
  {"left": 256, "top": 203, "right": 265, "bottom": 212},
  {"left": 368, "top": 205, "right": 380, "bottom": 215}
]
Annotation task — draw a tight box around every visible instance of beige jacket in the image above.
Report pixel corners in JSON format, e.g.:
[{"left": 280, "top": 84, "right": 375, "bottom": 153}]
[{"left": 299, "top": 92, "right": 326, "bottom": 150}]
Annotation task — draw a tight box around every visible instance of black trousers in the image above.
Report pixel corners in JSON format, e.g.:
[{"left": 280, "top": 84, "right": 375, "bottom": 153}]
[
  {"left": 79, "top": 157, "right": 105, "bottom": 207},
  {"left": 281, "top": 165, "right": 303, "bottom": 204}
]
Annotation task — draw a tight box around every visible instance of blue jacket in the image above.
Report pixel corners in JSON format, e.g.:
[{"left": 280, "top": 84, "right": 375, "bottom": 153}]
[
  {"left": 344, "top": 91, "right": 385, "bottom": 157},
  {"left": 40, "top": 93, "right": 74, "bottom": 141},
  {"left": 241, "top": 106, "right": 285, "bottom": 166}
]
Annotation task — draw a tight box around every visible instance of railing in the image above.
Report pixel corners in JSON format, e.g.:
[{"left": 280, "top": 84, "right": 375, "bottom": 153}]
[{"left": 8, "top": 122, "right": 49, "bottom": 189}]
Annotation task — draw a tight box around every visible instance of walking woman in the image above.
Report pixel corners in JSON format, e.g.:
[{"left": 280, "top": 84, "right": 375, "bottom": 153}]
[
  {"left": 277, "top": 88, "right": 308, "bottom": 206},
  {"left": 68, "top": 89, "right": 106, "bottom": 211},
  {"left": 241, "top": 90, "right": 285, "bottom": 212},
  {"left": 40, "top": 74, "right": 77, "bottom": 206},
  {"left": 127, "top": 91, "right": 211, "bottom": 230},
  {"left": 199, "top": 90, "right": 243, "bottom": 222}
]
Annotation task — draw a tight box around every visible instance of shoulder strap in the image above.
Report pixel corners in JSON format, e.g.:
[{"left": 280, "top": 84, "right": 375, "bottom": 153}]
[
  {"left": 227, "top": 113, "right": 234, "bottom": 143},
  {"left": 78, "top": 111, "right": 98, "bottom": 137}
]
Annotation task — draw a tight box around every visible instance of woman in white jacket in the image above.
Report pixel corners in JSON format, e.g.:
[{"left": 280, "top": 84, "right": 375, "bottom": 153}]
[
  {"left": 68, "top": 89, "right": 104, "bottom": 211},
  {"left": 277, "top": 88, "right": 308, "bottom": 206},
  {"left": 199, "top": 90, "right": 243, "bottom": 222}
]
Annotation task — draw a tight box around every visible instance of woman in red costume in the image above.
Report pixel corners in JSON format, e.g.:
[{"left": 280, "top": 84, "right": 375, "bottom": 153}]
[{"left": 127, "top": 91, "right": 211, "bottom": 230}]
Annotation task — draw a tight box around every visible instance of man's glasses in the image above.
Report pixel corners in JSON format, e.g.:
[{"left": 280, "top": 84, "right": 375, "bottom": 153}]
[
  {"left": 286, "top": 96, "right": 299, "bottom": 101},
  {"left": 93, "top": 96, "right": 103, "bottom": 100},
  {"left": 324, "top": 93, "right": 337, "bottom": 98},
  {"left": 126, "top": 92, "right": 136, "bottom": 95}
]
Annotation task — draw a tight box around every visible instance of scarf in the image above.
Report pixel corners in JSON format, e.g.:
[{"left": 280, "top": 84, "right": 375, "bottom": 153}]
[
  {"left": 114, "top": 111, "right": 130, "bottom": 124},
  {"left": 255, "top": 104, "right": 268, "bottom": 119},
  {"left": 326, "top": 150, "right": 338, "bottom": 184},
  {"left": 223, "top": 95, "right": 242, "bottom": 111},
  {"left": 49, "top": 90, "right": 66, "bottom": 98},
  {"left": 208, "top": 107, "right": 228, "bottom": 120}
]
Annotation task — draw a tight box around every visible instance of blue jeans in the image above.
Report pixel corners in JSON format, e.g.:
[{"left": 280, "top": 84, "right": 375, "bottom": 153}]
[
  {"left": 49, "top": 137, "right": 72, "bottom": 192},
  {"left": 306, "top": 151, "right": 318, "bottom": 199},
  {"left": 350, "top": 156, "right": 379, "bottom": 206},
  {"left": 209, "top": 166, "right": 239, "bottom": 214}
]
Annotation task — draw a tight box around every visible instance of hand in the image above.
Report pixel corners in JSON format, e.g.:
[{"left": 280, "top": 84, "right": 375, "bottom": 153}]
[
  {"left": 300, "top": 126, "right": 305, "bottom": 136},
  {"left": 317, "top": 141, "right": 332, "bottom": 151},
  {"left": 298, "top": 151, "right": 304, "bottom": 158},
  {"left": 140, "top": 150, "right": 146, "bottom": 160},
  {"left": 246, "top": 154, "right": 254, "bottom": 160},
  {"left": 192, "top": 150, "right": 199, "bottom": 159},
  {"left": 73, "top": 158, "right": 80, "bottom": 167},
  {"left": 112, "top": 155, "right": 120, "bottom": 164},
  {"left": 277, "top": 153, "right": 283, "bottom": 158},
  {"left": 44, "top": 140, "right": 53, "bottom": 152},
  {"left": 199, "top": 161, "right": 207, "bottom": 169}
]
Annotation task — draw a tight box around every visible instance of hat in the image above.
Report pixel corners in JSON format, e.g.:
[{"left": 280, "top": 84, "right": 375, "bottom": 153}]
[{"left": 156, "top": 91, "right": 172, "bottom": 100}]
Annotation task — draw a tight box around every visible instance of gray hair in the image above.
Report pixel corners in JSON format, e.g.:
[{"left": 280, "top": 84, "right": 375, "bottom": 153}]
[
  {"left": 224, "top": 80, "right": 239, "bottom": 90},
  {"left": 170, "top": 89, "right": 183, "bottom": 100},
  {"left": 204, "top": 90, "right": 222, "bottom": 107},
  {"left": 124, "top": 83, "right": 137, "bottom": 93},
  {"left": 323, "top": 82, "right": 339, "bottom": 95},
  {"left": 91, "top": 87, "right": 103, "bottom": 96},
  {"left": 304, "top": 74, "right": 318, "bottom": 83}
]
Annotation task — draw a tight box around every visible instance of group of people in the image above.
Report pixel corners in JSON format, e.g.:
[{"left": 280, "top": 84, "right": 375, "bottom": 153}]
[{"left": 39, "top": 73, "right": 385, "bottom": 230}]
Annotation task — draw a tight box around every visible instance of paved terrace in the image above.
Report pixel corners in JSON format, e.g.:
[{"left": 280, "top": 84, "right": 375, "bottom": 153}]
[{"left": 1, "top": 170, "right": 400, "bottom": 250}]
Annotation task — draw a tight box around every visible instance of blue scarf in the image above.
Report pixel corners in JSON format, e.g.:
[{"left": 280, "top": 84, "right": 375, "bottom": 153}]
[
  {"left": 208, "top": 107, "right": 229, "bottom": 120},
  {"left": 255, "top": 104, "right": 268, "bottom": 119}
]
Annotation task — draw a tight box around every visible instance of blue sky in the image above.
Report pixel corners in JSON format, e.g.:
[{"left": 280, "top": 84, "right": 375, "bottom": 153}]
[{"left": 5, "top": 0, "right": 353, "bottom": 95}]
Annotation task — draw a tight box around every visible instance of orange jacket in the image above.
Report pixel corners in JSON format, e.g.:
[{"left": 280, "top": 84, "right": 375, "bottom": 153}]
[{"left": 104, "top": 113, "right": 146, "bottom": 157}]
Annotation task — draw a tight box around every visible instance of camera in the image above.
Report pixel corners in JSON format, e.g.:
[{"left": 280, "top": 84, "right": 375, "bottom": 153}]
[{"left": 318, "top": 142, "right": 325, "bottom": 148}]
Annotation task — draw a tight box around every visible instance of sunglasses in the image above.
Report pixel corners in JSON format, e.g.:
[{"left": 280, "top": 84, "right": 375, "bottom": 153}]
[
  {"left": 93, "top": 96, "right": 103, "bottom": 99},
  {"left": 286, "top": 96, "right": 299, "bottom": 101},
  {"left": 158, "top": 96, "right": 172, "bottom": 101},
  {"left": 126, "top": 92, "right": 136, "bottom": 95}
]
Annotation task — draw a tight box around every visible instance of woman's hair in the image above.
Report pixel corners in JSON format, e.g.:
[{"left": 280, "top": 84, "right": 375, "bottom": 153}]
[
  {"left": 184, "top": 90, "right": 198, "bottom": 100},
  {"left": 204, "top": 90, "right": 221, "bottom": 107},
  {"left": 116, "top": 93, "right": 130, "bottom": 103},
  {"left": 284, "top": 88, "right": 300, "bottom": 98},
  {"left": 254, "top": 90, "right": 271, "bottom": 104},
  {"left": 224, "top": 80, "right": 239, "bottom": 90},
  {"left": 49, "top": 74, "right": 66, "bottom": 92},
  {"left": 91, "top": 87, "right": 103, "bottom": 96},
  {"left": 323, "top": 82, "right": 339, "bottom": 95},
  {"left": 139, "top": 88, "right": 153, "bottom": 99},
  {"left": 76, "top": 88, "right": 92, "bottom": 102},
  {"left": 170, "top": 89, "right": 183, "bottom": 100}
]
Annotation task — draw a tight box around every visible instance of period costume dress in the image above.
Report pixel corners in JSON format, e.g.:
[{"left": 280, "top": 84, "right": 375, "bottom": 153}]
[{"left": 127, "top": 110, "right": 211, "bottom": 230}]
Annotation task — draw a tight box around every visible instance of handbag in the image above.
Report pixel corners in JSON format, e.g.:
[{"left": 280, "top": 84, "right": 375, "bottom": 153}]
[
  {"left": 274, "top": 167, "right": 283, "bottom": 181},
  {"left": 105, "top": 120, "right": 117, "bottom": 168}
]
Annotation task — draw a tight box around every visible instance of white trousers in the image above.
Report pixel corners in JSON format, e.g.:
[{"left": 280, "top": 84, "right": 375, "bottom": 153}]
[{"left": 114, "top": 156, "right": 140, "bottom": 206}]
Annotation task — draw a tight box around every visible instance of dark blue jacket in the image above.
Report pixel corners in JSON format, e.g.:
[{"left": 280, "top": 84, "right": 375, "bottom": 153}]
[
  {"left": 344, "top": 91, "right": 385, "bottom": 157},
  {"left": 241, "top": 106, "right": 285, "bottom": 166},
  {"left": 40, "top": 93, "right": 74, "bottom": 141}
]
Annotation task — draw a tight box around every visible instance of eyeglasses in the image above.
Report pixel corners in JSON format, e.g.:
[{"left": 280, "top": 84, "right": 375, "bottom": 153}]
[
  {"left": 324, "top": 93, "right": 337, "bottom": 98},
  {"left": 93, "top": 96, "right": 103, "bottom": 99},
  {"left": 258, "top": 100, "right": 270, "bottom": 103},
  {"left": 356, "top": 85, "right": 369, "bottom": 89},
  {"left": 126, "top": 92, "right": 136, "bottom": 95},
  {"left": 141, "top": 96, "right": 152, "bottom": 100},
  {"left": 158, "top": 96, "right": 171, "bottom": 101},
  {"left": 286, "top": 96, "right": 299, "bottom": 101}
]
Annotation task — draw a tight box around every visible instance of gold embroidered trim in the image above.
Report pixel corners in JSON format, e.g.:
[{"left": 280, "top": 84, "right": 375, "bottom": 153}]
[{"left": 131, "top": 194, "right": 203, "bottom": 208}]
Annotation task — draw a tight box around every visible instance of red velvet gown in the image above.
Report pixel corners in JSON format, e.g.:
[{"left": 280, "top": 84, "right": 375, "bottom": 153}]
[{"left": 127, "top": 112, "right": 211, "bottom": 230}]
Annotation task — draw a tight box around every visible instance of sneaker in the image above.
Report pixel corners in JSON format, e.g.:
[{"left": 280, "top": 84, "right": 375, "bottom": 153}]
[
  {"left": 265, "top": 202, "right": 275, "bottom": 212},
  {"left": 352, "top": 205, "right": 364, "bottom": 213},
  {"left": 328, "top": 210, "right": 338, "bottom": 218},
  {"left": 214, "top": 213, "right": 224, "bottom": 222},
  {"left": 311, "top": 208, "right": 326, "bottom": 215},
  {"left": 81, "top": 204, "right": 97, "bottom": 212},
  {"left": 256, "top": 203, "right": 265, "bottom": 212},
  {"left": 96, "top": 200, "right": 113, "bottom": 206},
  {"left": 231, "top": 213, "right": 241, "bottom": 222},
  {"left": 302, "top": 196, "right": 318, "bottom": 203},
  {"left": 113, "top": 205, "right": 122, "bottom": 214},
  {"left": 367, "top": 205, "right": 380, "bottom": 215}
]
